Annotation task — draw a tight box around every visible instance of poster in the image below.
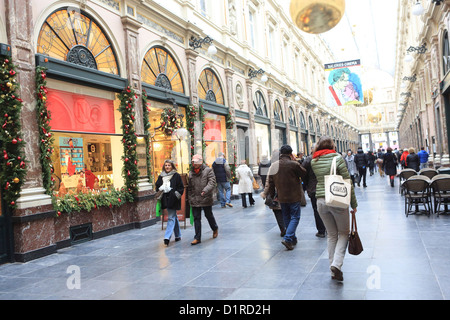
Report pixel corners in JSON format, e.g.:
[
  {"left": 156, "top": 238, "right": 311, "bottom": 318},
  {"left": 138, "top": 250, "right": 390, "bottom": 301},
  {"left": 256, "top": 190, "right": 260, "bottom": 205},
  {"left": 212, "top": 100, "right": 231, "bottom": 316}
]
[
  {"left": 60, "top": 137, "right": 85, "bottom": 188},
  {"left": 325, "top": 59, "right": 364, "bottom": 107}
]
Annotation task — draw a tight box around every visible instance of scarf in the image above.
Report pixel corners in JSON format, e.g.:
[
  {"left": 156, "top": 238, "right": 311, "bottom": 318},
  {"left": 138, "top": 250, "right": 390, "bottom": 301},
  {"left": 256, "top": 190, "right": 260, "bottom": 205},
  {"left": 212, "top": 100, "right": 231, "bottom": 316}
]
[
  {"left": 160, "top": 170, "right": 175, "bottom": 193},
  {"left": 313, "top": 149, "right": 336, "bottom": 159}
]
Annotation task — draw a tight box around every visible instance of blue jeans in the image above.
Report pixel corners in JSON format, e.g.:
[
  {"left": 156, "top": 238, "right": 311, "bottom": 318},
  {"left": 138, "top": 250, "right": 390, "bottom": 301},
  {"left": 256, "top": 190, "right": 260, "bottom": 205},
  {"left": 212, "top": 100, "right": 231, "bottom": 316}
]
[
  {"left": 217, "top": 181, "right": 231, "bottom": 206},
  {"left": 280, "top": 202, "right": 301, "bottom": 243},
  {"left": 165, "top": 208, "right": 181, "bottom": 240}
]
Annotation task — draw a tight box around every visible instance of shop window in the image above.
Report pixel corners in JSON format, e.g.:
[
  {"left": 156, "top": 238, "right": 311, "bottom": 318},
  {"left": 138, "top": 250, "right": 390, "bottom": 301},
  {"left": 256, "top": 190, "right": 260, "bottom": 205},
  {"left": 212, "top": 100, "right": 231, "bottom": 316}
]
[
  {"left": 148, "top": 101, "right": 189, "bottom": 183},
  {"left": 255, "top": 123, "right": 270, "bottom": 163},
  {"left": 198, "top": 68, "right": 224, "bottom": 105},
  {"left": 37, "top": 8, "right": 119, "bottom": 75},
  {"left": 308, "top": 116, "right": 315, "bottom": 133},
  {"left": 443, "top": 31, "right": 450, "bottom": 75},
  {"left": 288, "top": 106, "right": 296, "bottom": 126},
  {"left": 141, "top": 47, "right": 184, "bottom": 94},
  {"left": 299, "top": 111, "right": 306, "bottom": 130},
  {"left": 204, "top": 112, "right": 227, "bottom": 165},
  {"left": 46, "top": 87, "right": 124, "bottom": 194}
]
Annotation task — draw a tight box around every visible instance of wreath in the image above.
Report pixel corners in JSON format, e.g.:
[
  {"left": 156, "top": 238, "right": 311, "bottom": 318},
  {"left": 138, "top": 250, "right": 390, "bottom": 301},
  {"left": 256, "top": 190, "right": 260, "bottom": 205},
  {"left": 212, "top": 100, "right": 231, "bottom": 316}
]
[{"left": 160, "top": 107, "right": 180, "bottom": 136}]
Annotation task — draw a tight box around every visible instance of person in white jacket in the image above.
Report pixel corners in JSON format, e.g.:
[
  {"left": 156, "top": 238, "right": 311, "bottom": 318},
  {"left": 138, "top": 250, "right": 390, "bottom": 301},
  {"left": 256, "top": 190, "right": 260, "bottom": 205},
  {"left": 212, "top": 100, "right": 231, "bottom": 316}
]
[{"left": 236, "top": 160, "right": 255, "bottom": 208}]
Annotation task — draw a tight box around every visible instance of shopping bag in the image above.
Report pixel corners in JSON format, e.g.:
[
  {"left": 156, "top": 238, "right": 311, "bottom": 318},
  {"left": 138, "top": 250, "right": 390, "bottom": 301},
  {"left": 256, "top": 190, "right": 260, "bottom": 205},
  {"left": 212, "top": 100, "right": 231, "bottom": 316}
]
[
  {"left": 156, "top": 199, "right": 162, "bottom": 217},
  {"left": 348, "top": 212, "right": 363, "bottom": 255},
  {"left": 252, "top": 178, "right": 259, "bottom": 190},
  {"left": 190, "top": 206, "right": 194, "bottom": 225},
  {"left": 324, "top": 156, "right": 351, "bottom": 209}
]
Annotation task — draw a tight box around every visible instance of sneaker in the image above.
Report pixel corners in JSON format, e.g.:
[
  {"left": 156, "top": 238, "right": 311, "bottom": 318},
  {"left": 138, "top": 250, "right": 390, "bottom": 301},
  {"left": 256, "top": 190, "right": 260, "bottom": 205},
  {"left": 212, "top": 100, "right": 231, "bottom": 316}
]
[
  {"left": 164, "top": 239, "right": 170, "bottom": 246},
  {"left": 175, "top": 237, "right": 181, "bottom": 242},
  {"left": 226, "top": 203, "right": 233, "bottom": 207}
]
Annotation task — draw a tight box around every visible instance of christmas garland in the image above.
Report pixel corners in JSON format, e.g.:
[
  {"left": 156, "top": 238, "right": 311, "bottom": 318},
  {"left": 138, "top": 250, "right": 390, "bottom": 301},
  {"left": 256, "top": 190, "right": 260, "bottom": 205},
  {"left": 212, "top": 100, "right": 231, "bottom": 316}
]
[
  {"left": 36, "top": 66, "right": 55, "bottom": 195},
  {"left": 160, "top": 106, "right": 180, "bottom": 136},
  {"left": 118, "top": 85, "right": 139, "bottom": 196},
  {"left": 185, "top": 105, "right": 197, "bottom": 160},
  {"left": 225, "top": 110, "right": 237, "bottom": 184},
  {"left": 199, "top": 104, "right": 207, "bottom": 155},
  {"left": 0, "top": 54, "right": 27, "bottom": 209},
  {"left": 142, "top": 90, "right": 153, "bottom": 183}
]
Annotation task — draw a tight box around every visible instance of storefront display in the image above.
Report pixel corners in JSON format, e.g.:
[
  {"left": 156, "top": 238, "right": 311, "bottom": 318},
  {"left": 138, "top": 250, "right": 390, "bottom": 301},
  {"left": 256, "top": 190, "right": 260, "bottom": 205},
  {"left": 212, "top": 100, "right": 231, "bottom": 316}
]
[
  {"left": 255, "top": 123, "right": 271, "bottom": 163},
  {"left": 148, "top": 101, "right": 188, "bottom": 183},
  {"left": 46, "top": 85, "right": 124, "bottom": 195},
  {"left": 290, "top": 131, "right": 299, "bottom": 154},
  {"left": 204, "top": 112, "right": 227, "bottom": 165}
]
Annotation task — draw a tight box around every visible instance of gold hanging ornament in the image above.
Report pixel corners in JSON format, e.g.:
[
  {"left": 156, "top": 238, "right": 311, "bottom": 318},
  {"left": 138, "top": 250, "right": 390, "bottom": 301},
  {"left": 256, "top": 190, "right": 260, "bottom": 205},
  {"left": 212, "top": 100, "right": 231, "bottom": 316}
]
[{"left": 290, "top": 0, "right": 345, "bottom": 34}]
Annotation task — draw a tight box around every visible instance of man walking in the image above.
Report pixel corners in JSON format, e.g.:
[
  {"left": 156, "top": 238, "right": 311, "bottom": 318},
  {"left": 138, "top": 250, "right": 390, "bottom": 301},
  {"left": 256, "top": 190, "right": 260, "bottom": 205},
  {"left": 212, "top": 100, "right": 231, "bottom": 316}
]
[
  {"left": 212, "top": 152, "right": 233, "bottom": 208},
  {"left": 418, "top": 147, "right": 429, "bottom": 170},
  {"left": 188, "top": 154, "right": 219, "bottom": 245},
  {"left": 354, "top": 147, "right": 368, "bottom": 187},
  {"left": 263, "top": 145, "right": 306, "bottom": 250}
]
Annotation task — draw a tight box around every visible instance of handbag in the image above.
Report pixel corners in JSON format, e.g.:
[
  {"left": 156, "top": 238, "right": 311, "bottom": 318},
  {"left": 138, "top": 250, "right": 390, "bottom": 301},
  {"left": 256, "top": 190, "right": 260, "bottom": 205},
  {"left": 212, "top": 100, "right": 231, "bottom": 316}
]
[
  {"left": 252, "top": 178, "right": 259, "bottom": 190},
  {"left": 325, "top": 156, "right": 351, "bottom": 209},
  {"left": 348, "top": 211, "right": 363, "bottom": 255}
]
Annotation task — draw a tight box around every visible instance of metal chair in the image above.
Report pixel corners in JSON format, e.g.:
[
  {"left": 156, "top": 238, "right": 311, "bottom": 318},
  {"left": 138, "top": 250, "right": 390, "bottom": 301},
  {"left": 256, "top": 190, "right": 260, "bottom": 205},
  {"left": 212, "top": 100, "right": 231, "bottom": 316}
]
[
  {"left": 403, "top": 178, "right": 431, "bottom": 217},
  {"left": 398, "top": 169, "right": 417, "bottom": 195},
  {"left": 430, "top": 177, "right": 450, "bottom": 216},
  {"left": 419, "top": 168, "right": 438, "bottom": 179}
]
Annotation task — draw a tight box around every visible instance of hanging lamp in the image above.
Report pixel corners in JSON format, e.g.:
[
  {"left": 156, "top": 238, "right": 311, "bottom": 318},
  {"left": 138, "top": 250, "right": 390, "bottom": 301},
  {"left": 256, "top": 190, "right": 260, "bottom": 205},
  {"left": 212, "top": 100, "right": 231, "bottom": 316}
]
[{"left": 290, "top": 0, "right": 346, "bottom": 34}]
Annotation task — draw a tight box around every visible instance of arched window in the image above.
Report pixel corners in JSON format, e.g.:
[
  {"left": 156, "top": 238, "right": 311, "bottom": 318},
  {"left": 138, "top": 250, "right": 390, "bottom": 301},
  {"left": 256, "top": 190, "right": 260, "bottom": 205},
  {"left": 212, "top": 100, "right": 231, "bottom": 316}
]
[
  {"left": 198, "top": 68, "right": 224, "bottom": 105},
  {"left": 141, "top": 46, "right": 184, "bottom": 94},
  {"left": 274, "top": 100, "right": 283, "bottom": 121},
  {"left": 308, "top": 116, "right": 315, "bottom": 133},
  {"left": 316, "top": 119, "right": 321, "bottom": 135},
  {"left": 253, "top": 90, "right": 267, "bottom": 117},
  {"left": 443, "top": 31, "right": 450, "bottom": 75},
  {"left": 289, "top": 106, "right": 296, "bottom": 126},
  {"left": 326, "top": 123, "right": 330, "bottom": 135},
  {"left": 299, "top": 112, "right": 306, "bottom": 130},
  {"left": 37, "top": 8, "right": 119, "bottom": 75}
]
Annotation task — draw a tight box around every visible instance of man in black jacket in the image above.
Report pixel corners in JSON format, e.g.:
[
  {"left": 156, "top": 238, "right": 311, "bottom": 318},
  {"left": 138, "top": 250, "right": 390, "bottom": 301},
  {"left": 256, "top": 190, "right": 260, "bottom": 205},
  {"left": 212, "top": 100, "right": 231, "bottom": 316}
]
[{"left": 354, "top": 147, "right": 369, "bottom": 187}]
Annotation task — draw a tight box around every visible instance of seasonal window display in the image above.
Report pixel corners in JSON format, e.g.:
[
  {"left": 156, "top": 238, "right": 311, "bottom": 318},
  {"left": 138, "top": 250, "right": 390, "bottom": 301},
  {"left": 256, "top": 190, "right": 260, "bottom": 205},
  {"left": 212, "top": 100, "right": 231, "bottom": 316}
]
[
  {"left": 203, "top": 112, "right": 227, "bottom": 166},
  {"left": 44, "top": 84, "right": 125, "bottom": 195},
  {"left": 147, "top": 100, "right": 188, "bottom": 183}
]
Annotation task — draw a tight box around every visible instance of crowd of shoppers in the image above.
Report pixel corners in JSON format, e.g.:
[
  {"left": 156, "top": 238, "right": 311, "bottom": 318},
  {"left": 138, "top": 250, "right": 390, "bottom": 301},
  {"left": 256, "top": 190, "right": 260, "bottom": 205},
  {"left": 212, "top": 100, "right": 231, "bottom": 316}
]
[{"left": 156, "top": 139, "right": 432, "bottom": 282}]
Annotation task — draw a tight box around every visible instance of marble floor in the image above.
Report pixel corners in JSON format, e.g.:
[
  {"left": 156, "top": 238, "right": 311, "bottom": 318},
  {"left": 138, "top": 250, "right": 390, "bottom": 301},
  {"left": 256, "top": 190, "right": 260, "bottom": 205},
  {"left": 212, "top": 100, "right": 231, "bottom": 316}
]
[{"left": 1, "top": 172, "right": 449, "bottom": 300}]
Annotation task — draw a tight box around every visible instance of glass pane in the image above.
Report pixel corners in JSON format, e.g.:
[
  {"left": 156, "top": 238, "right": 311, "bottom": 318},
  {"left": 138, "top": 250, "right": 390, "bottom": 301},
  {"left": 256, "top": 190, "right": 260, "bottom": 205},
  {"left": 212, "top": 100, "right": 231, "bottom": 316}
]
[
  {"left": 37, "top": 8, "right": 118, "bottom": 75},
  {"left": 198, "top": 69, "right": 224, "bottom": 105}
]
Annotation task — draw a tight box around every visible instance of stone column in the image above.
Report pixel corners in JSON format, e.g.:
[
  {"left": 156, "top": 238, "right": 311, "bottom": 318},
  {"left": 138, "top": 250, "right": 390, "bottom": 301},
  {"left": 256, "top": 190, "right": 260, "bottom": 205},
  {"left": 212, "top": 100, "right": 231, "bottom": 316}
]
[
  {"left": 246, "top": 78, "right": 256, "bottom": 166},
  {"left": 225, "top": 67, "right": 237, "bottom": 166},
  {"left": 5, "top": 0, "right": 54, "bottom": 261}
]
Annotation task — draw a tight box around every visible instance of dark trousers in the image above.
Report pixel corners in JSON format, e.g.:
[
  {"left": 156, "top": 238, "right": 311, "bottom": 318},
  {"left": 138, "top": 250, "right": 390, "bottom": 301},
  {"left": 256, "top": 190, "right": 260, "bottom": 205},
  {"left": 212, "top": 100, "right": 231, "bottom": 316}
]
[
  {"left": 272, "top": 209, "right": 286, "bottom": 234},
  {"left": 310, "top": 192, "right": 326, "bottom": 234},
  {"left": 192, "top": 206, "right": 218, "bottom": 241},
  {"left": 358, "top": 167, "right": 367, "bottom": 186},
  {"left": 241, "top": 193, "right": 255, "bottom": 207}
]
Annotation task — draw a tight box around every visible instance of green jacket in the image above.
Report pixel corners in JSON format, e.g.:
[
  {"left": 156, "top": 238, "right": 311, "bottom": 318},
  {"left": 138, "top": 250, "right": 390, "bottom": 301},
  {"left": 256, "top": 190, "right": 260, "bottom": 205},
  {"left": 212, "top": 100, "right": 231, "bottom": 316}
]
[{"left": 311, "top": 153, "right": 358, "bottom": 209}]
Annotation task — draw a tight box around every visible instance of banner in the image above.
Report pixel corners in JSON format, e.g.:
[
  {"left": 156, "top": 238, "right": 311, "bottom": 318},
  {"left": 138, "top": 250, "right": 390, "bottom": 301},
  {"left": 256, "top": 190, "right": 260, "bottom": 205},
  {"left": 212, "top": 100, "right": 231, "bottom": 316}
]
[{"left": 325, "top": 59, "right": 364, "bottom": 107}]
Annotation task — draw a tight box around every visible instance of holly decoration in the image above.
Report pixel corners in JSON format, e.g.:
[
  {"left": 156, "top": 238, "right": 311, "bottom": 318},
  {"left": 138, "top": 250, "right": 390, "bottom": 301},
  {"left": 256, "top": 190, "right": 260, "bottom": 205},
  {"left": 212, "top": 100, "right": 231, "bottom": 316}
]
[
  {"left": 160, "top": 107, "right": 180, "bottom": 136},
  {"left": 0, "top": 54, "right": 27, "bottom": 210},
  {"left": 36, "top": 66, "right": 55, "bottom": 195},
  {"left": 185, "top": 105, "right": 197, "bottom": 159},
  {"left": 118, "top": 85, "right": 139, "bottom": 196},
  {"left": 199, "top": 105, "right": 207, "bottom": 155},
  {"left": 142, "top": 90, "right": 153, "bottom": 183}
]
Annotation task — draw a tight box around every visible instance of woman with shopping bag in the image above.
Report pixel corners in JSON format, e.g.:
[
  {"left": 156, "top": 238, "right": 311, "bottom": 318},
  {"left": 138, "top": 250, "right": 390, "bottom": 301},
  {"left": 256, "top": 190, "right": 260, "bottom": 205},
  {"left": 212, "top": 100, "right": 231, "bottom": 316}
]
[{"left": 311, "top": 136, "right": 358, "bottom": 281}]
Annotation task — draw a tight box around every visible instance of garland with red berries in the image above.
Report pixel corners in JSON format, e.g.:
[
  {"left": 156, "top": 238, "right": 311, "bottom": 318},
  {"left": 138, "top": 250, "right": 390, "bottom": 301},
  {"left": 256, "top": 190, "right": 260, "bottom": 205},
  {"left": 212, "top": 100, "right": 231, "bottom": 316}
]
[
  {"left": 0, "top": 54, "right": 27, "bottom": 209},
  {"left": 142, "top": 90, "right": 153, "bottom": 183},
  {"left": 36, "top": 66, "right": 55, "bottom": 195},
  {"left": 118, "top": 85, "right": 139, "bottom": 196}
]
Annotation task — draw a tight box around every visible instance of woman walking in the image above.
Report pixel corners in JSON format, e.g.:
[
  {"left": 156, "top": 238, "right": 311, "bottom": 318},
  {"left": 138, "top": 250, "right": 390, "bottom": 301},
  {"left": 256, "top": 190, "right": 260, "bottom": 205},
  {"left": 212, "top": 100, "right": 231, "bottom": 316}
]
[
  {"left": 382, "top": 147, "right": 398, "bottom": 187},
  {"left": 155, "top": 160, "right": 184, "bottom": 246},
  {"left": 344, "top": 150, "right": 357, "bottom": 187},
  {"left": 311, "top": 136, "right": 358, "bottom": 281},
  {"left": 236, "top": 160, "right": 255, "bottom": 208},
  {"left": 406, "top": 148, "right": 420, "bottom": 172}
]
